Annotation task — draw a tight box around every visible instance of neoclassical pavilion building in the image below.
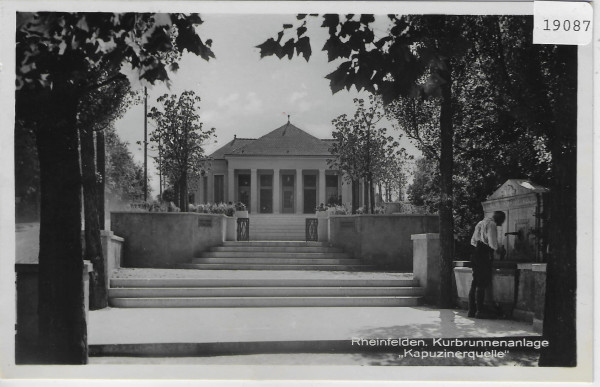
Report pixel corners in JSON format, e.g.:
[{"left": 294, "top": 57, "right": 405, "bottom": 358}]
[{"left": 195, "top": 121, "right": 357, "bottom": 214}]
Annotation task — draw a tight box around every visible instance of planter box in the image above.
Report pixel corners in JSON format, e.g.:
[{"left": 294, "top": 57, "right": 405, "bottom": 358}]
[{"left": 236, "top": 210, "right": 249, "bottom": 218}]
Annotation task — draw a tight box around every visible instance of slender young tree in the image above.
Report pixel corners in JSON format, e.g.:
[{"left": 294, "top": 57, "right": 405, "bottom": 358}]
[
  {"left": 148, "top": 91, "right": 215, "bottom": 212},
  {"left": 328, "top": 96, "right": 402, "bottom": 213}
]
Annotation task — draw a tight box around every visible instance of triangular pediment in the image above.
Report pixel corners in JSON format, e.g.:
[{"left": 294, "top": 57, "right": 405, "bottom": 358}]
[{"left": 487, "top": 179, "right": 549, "bottom": 200}]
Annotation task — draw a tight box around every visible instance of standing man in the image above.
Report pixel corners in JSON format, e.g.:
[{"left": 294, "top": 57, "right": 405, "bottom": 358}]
[{"left": 468, "top": 211, "right": 506, "bottom": 318}]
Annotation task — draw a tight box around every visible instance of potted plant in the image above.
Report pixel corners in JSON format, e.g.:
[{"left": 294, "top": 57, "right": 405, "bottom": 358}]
[{"left": 235, "top": 202, "right": 249, "bottom": 218}]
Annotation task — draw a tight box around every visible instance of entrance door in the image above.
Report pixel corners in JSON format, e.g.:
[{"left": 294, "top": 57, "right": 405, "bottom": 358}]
[
  {"left": 282, "top": 174, "right": 295, "bottom": 213},
  {"left": 303, "top": 174, "right": 317, "bottom": 214}
]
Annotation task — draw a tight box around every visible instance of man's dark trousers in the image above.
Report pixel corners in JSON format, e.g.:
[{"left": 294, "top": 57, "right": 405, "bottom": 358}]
[{"left": 468, "top": 241, "right": 494, "bottom": 316}]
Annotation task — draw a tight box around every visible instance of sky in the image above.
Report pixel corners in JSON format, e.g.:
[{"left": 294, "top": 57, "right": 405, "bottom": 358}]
[{"left": 114, "top": 14, "right": 420, "bottom": 196}]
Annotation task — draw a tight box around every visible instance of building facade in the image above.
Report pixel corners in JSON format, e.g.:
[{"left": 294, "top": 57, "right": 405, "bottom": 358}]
[{"left": 194, "top": 121, "right": 361, "bottom": 214}]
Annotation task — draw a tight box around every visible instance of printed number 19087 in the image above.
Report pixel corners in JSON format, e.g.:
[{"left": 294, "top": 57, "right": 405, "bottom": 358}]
[{"left": 543, "top": 19, "right": 591, "bottom": 32}]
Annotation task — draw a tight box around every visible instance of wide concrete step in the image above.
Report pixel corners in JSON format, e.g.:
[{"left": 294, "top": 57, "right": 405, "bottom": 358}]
[
  {"left": 110, "top": 278, "right": 420, "bottom": 288},
  {"left": 249, "top": 236, "right": 306, "bottom": 241},
  {"left": 250, "top": 232, "right": 306, "bottom": 237},
  {"left": 109, "top": 296, "right": 421, "bottom": 308},
  {"left": 109, "top": 286, "right": 424, "bottom": 298},
  {"left": 210, "top": 246, "right": 344, "bottom": 253},
  {"left": 176, "top": 263, "right": 373, "bottom": 271},
  {"left": 251, "top": 228, "right": 305, "bottom": 233},
  {"left": 191, "top": 258, "right": 360, "bottom": 265},
  {"left": 222, "top": 241, "right": 328, "bottom": 247},
  {"left": 200, "top": 251, "right": 349, "bottom": 259}
]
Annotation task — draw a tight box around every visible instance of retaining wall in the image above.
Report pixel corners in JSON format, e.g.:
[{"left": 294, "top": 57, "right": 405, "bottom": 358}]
[
  {"left": 110, "top": 212, "right": 226, "bottom": 268},
  {"left": 329, "top": 214, "right": 439, "bottom": 270}
]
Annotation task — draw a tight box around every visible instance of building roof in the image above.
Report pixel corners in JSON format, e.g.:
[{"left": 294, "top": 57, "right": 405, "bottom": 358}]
[
  {"left": 211, "top": 122, "right": 335, "bottom": 158},
  {"left": 486, "top": 179, "right": 549, "bottom": 200},
  {"left": 210, "top": 137, "right": 256, "bottom": 159}
]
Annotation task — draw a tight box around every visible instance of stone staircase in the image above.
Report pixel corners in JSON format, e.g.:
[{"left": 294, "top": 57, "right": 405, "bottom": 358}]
[
  {"left": 108, "top": 241, "right": 424, "bottom": 308},
  {"left": 248, "top": 215, "right": 308, "bottom": 241},
  {"left": 179, "top": 241, "right": 367, "bottom": 271}
]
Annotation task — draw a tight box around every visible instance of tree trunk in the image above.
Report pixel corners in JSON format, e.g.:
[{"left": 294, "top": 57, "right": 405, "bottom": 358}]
[
  {"left": 352, "top": 179, "right": 359, "bottom": 213},
  {"left": 437, "top": 65, "right": 455, "bottom": 309},
  {"left": 34, "top": 89, "right": 88, "bottom": 364},
  {"left": 538, "top": 45, "right": 577, "bottom": 367},
  {"left": 80, "top": 126, "right": 107, "bottom": 310},
  {"left": 181, "top": 172, "right": 189, "bottom": 212},
  {"left": 96, "top": 129, "right": 105, "bottom": 230},
  {"left": 363, "top": 179, "right": 369, "bottom": 213},
  {"left": 369, "top": 178, "right": 375, "bottom": 213},
  {"left": 173, "top": 182, "right": 180, "bottom": 209}
]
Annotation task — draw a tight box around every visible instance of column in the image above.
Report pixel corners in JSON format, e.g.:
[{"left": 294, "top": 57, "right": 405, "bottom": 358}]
[
  {"left": 227, "top": 168, "right": 235, "bottom": 203},
  {"left": 295, "top": 169, "right": 303, "bottom": 214},
  {"left": 273, "top": 169, "right": 280, "bottom": 214},
  {"left": 250, "top": 168, "right": 258, "bottom": 213},
  {"left": 208, "top": 172, "right": 214, "bottom": 202},
  {"left": 411, "top": 233, "right": 441, "bottom": 305},
  {"left": 340, "top": 173, "right": 350, "bottom": 206},
  {"left": 318, "top": 169, "right": 326, "bottom": 207}
]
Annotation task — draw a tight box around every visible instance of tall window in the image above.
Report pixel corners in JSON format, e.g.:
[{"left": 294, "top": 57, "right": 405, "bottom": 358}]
[
  {"left": 326, "top": 174, "right": 340, "bottom": 206},
  {"left": 202, "top": 176, "right": 208, "bottom": 203},
  {"left": 214, "top": 175, "right": 224, "bottom": 203},
  {"left": 259, "top": 174, "right": 273, "bottom": 213},
  {"left": 303, "top": 174, "right": 317, "bottom": 213},
  {"left": 238, "top": 174, "right": 250, "bottom": 210}
]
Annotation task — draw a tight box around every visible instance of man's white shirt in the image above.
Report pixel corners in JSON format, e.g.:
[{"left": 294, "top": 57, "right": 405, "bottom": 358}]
[{"left": 470, "top": 217, "right": 499, "bottom": 250}]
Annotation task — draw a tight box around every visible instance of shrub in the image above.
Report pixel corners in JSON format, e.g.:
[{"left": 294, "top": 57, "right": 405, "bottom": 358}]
[
  {"left": 193, "top": 202, "right": 235, "bottom": 216},
  {"left": 329, "top": 204, "right": 350, "bottom": 215}
]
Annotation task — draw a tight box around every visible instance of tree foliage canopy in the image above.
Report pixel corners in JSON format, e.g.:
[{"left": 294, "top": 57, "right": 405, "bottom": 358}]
[
  {"left": 328, "top": 95, "right": 407, "bottom": 212},
  {"left": 104, "top": 126, "right": 147, "bottom": 202},
  {"left": 16, "top": 12, "right": 214, "bottom": 91}
]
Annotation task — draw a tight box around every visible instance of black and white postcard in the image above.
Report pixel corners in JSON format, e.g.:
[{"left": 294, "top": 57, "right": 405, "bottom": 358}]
[{"left": 0, "top": 0, "right": 595, "bottom": 385}]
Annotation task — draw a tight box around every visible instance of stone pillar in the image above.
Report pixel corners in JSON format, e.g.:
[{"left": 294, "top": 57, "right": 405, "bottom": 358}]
[
  {"left": 207, "top": 172, "right": 214, "bottom": 202},
  {"left": 250, "top": 168, "right": 258, "bottom": 214},
  {"left": 318, "top": 169, "right": 326, "bottom": 207},
  {"left": 340, "top": 173, "right": 350, "bottom": 206},
  {"left": 227, "top": 168, "right": 235, "bottom": 203},
  {"left": 411, "top": 233, "right": 440, "bottom": 305},
  {"left": 295, "top": 169, "right": 303, "bottom": 214},
  {"left": 273, "top": 169, "right": 280, "bottom": 214}
]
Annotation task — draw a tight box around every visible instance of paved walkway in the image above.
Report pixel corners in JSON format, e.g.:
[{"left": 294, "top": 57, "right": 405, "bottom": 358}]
[
  {"left": 89, "top": 305, "right": 540, "bottom": 364},
  {"left": 89, "top": 305, "right": 538, "bottom": 345}
]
